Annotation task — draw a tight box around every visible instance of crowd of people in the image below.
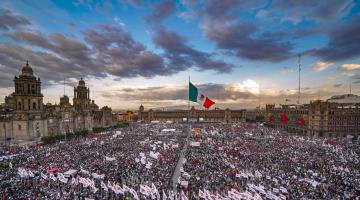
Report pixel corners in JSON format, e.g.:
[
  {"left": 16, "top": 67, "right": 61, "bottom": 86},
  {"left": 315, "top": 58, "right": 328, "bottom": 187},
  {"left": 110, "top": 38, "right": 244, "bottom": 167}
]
[
  {"left": 0, "top": 123, "right": 187, "bottom": 199},
  {"left": 181, "top": 123, "right": 360, "bottom": 199},
  {"left": 0, "top": 122, "right": 359, "bottom": 199}
]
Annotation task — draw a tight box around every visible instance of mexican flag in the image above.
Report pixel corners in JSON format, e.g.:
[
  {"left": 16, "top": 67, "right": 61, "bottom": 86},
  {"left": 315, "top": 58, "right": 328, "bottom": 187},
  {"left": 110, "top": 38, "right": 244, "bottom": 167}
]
[{"left": 189, "top": 82, "right": 215, "bottom": 109}]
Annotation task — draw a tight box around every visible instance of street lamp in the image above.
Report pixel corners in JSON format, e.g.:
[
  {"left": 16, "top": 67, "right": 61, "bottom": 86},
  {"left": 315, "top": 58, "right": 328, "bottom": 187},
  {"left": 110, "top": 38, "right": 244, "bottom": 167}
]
[{"left": 3, "top": 123, "right": 6, "bottom": 147}]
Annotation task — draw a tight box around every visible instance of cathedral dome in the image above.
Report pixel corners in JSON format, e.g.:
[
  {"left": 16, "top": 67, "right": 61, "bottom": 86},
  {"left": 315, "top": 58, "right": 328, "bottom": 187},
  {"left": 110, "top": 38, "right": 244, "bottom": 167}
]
[
  {"left": 21, "top": 61, "right": 34, "bottom": 76},
  {"left": 139, "top": 104, "right": 144, "bottom": 111},
  {"left": 79, "top": 78, "right": 85, "bottom": 86}
]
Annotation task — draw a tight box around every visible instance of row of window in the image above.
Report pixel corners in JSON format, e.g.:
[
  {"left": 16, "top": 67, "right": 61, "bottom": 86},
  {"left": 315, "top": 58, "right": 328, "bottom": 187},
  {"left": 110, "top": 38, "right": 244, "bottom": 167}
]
[{"left": 15, "top": 83, "right": 40, "bottom": 95}]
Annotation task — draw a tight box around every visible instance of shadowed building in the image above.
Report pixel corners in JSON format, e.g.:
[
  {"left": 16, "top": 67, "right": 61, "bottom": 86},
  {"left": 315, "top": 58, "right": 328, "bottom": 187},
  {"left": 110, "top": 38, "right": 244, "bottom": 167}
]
[
  {"left": 308, "top": 100, "right": 360, "bottom": 137},
  {"left": 265, "top": 96, "right": 360, "bottom": 137},
  {"left": 0, "top": 61, "right": 115, "bottom": 144},
  {"left": 138, "top": 105, "right": 245, "bottom": 123},
  {"left": 265, "top": 104, "right": 309, "bottom": 134},
  {"left": 2, "top": 61, "right": 47, "bottom": 141}
]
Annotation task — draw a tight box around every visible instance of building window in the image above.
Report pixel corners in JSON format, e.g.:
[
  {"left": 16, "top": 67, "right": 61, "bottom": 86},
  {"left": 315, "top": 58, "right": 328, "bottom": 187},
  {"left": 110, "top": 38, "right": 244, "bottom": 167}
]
[
  {"left": 33, "top": 102, "right": 37, "bottom": 110},
  {"left": 18, "top": 125, "right": 21, "bottom": 130}
]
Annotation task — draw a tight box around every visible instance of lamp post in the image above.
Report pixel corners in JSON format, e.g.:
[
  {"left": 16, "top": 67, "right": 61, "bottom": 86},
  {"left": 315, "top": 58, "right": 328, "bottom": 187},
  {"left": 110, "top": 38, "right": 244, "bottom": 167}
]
[{"left": 3, "top": 123, "right": 6, "bottom": 147}]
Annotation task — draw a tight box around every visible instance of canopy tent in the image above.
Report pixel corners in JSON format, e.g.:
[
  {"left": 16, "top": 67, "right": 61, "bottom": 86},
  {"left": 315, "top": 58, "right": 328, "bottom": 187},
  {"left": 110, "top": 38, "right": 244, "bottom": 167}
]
[
  {"left": 190, "top": 142, "right": 201, "bottom": 147},
  {"left": 161, "top": 129, "right": 176, "bottom": 132}
]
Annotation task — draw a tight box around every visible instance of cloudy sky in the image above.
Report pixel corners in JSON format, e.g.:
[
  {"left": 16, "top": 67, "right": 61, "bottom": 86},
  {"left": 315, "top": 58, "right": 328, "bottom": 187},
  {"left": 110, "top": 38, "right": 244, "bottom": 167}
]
[{"left": 0, "top": 0, "right": 360, "bottom": 110}]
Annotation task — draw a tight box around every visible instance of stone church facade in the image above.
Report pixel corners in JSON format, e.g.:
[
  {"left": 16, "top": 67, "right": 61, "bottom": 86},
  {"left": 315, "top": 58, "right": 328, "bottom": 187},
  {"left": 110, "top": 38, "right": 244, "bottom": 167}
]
[{"left": 0, "top": 61, "right": 114, "bottom": 143}]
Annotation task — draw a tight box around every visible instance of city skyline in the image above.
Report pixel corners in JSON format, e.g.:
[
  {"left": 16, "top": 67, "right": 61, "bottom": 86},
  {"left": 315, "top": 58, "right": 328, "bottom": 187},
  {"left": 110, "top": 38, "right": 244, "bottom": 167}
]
[{"left": 0, "top": 0, "right": 360, "bottom": 110}]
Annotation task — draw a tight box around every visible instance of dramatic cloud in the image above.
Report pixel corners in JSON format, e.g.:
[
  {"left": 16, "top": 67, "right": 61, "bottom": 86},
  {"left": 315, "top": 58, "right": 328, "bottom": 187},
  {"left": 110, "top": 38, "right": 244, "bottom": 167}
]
[
  {"left": 99, "top": 81, "right": 337, "bottom": 109},
  {"left": 271, "top": 0, "right": 354, "bottom": 24},
  {"left": 153, "top": 27, "right": 234, "bottom": 73},
  {"left": 0, "top": 7, "right": 240, "bottom": 88},
  {"left": 201, "top": 0, "right": 265, "bottom": 21},
  {"left": 11, "top": 30, "right": 93, "bottom": 65},
  {"left": 311, "top": 15, "right": 360, "bottom": 61},
  {"left": 0, "top": 43, "right": 94, "bottom": 87},
  {"left": 83, "top": 25, "right": 170, "bottom": 78},
  {"left": 187, "top": 0, "right": 293, "bottom": 62},
  {"left": 313, "top": 61, "right": 333, "bottom": 71},
  {"left": 196, "top": 0, "right": 356, "bottom": 63},
  {"left": 339, "top": 64, "right": 360, "bottom": 78},
  {"left": 203, "top": 21, "right": 293, "bottom": 62},
  {"left": 101, "top": 82, "right": 260, "bottom": 102},
  {"left": 146, "top": 0, "right": 176, "bottom": 23},
  {"left": 0, "top": 8, "right": 31, "bottom": 30},
  {"left": 341, "top": 64, "right": 360, "bottom": 71}
]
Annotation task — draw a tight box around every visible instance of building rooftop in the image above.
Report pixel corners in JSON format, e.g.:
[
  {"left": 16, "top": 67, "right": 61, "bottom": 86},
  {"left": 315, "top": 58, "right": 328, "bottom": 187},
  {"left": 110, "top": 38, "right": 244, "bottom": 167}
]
[{"left": 327, "top": 94, "right": 360, "bottom": 104}]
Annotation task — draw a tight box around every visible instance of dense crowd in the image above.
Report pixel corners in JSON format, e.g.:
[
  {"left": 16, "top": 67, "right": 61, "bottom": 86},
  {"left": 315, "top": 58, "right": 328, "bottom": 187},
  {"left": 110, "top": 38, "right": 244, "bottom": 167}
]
[
  {"left": 0, "top": 123, "right": 187, "bottom": 199},
  {"left": 0, "top": 122, "right": 359, "bottom": 199},
  {"left": 181, "top": 124, "right": 360, "bottom": 199}
]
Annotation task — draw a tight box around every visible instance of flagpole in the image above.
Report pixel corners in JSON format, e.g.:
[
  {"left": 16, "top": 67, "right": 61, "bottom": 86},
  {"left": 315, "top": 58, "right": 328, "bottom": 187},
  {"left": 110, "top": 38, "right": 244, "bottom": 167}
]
[
  {"left": 188, "top": 75, "right": 190, "bottom": 123},
  {"left": 188, "top": 76, "right": 190, "bottom": 110}
]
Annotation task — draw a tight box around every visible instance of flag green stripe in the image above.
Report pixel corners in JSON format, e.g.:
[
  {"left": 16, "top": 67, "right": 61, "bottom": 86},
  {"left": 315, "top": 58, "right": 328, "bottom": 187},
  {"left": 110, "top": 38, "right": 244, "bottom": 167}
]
[{"left": 189, "top": 82, "right": 198, "bottom": 102}]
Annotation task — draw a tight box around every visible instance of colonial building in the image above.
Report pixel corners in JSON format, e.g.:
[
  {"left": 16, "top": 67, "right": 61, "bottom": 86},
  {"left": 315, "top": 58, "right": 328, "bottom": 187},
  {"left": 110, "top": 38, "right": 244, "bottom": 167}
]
[
  {"left": 265, "top": 95, "right": 360, "bottom": 137},
  {"left": 0, "top": 61, "right": 115, "bottom": 144},
  {"left": 138, "top": 105, "right": 245, "bottom": 123},
  {"left": 308, "top": 100, "right": 360, "bottom": 137},
  {"left": 245, "top": 108, "right": 266, "bottom": 122},
  {"left": 1, "top": 61, "right": 47, "bottom": 141},
  {"left": 265, "top": 104, "right": 309, "bottom": 134},
  {"left": 114, "top": 111, "right": 134, "bottom": 122}
]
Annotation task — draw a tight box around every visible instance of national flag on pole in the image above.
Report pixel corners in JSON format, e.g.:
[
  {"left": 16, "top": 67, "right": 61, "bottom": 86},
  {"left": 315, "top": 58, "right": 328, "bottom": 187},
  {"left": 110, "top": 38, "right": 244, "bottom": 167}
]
[{"left": 189, "top": 82, "right": 215, "bottom": 109}]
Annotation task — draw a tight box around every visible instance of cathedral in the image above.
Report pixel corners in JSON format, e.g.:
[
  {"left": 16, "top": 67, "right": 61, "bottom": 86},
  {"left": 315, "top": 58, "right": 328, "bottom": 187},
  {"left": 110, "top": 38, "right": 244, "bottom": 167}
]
[{"left": 0, "top": 61, "right": 115, "bottom": 143}]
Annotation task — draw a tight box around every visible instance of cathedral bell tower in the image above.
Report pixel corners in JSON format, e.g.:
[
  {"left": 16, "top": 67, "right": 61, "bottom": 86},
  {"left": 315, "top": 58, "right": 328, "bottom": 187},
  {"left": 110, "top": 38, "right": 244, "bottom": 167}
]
[
  {"left": 73, "top": 78, "right": 91, "bottom": 110},
  {"left": 13, "top": 61, "right": 43, "bottom": 111}
]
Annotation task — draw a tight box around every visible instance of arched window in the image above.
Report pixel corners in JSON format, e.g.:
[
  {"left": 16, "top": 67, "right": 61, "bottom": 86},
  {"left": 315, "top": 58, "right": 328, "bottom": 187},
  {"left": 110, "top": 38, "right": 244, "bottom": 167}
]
[
  {"left": 33, "top": 102, "right": 37, "bottom": 110},
  {"left": 18, "top": 102, "right": 22, "bottom": 110}
]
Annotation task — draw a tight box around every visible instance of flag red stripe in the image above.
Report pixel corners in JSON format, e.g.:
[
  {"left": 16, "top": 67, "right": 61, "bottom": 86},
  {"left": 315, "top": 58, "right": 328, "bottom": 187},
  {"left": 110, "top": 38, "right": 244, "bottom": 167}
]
[{"left": 203, "top": 97, "right": 215, "bottom": 109}]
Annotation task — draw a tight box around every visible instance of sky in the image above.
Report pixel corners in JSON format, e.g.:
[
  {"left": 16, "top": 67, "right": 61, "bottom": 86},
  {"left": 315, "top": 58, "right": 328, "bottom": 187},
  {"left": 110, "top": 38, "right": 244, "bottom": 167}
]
[{"left": 0, "top": 0, "right": 360, "bottom": 110}]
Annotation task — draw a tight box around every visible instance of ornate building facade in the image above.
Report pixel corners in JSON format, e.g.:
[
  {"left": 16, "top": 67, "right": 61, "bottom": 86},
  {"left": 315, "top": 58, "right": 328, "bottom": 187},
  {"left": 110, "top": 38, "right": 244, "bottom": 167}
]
[
  {"left": 265, "top": 96, "right": 360, "bottom": 137},
  {"left": 308, "top": 100, "right": 360, "bottom": 137},
  {"left": 138, "top": 105, "right": 245, "bottom": 123},
  {"left": 265, "top": 104, "right": 309, "bottom": 134},
  {"left": 0, "top": 61, "right": 115, "bottom": 144}
]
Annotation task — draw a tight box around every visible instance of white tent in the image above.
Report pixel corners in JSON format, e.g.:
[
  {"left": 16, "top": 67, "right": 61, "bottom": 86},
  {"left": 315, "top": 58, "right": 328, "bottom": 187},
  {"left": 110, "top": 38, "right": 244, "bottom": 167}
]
[
  {"left": 190, "top": 142, "right": 200, "bottom": 147},
  {"left": 161, "top": 129, "right": 176, "bottom": 132}
]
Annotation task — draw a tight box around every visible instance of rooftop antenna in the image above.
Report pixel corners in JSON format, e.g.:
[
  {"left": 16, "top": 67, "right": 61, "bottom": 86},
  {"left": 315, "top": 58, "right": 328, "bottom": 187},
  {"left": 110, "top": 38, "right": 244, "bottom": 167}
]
[
  {"left": 297, "top": 54, "right": 301, "bottom": 105},
  {"left": 349, "top": 80, "right": 352, "bottom": 94},
  {"left": 63, "top": 77, "right": 66, "bottom": 96},
  {"left": 258, "top": 85, "right": 261, "bottom": 109}
]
